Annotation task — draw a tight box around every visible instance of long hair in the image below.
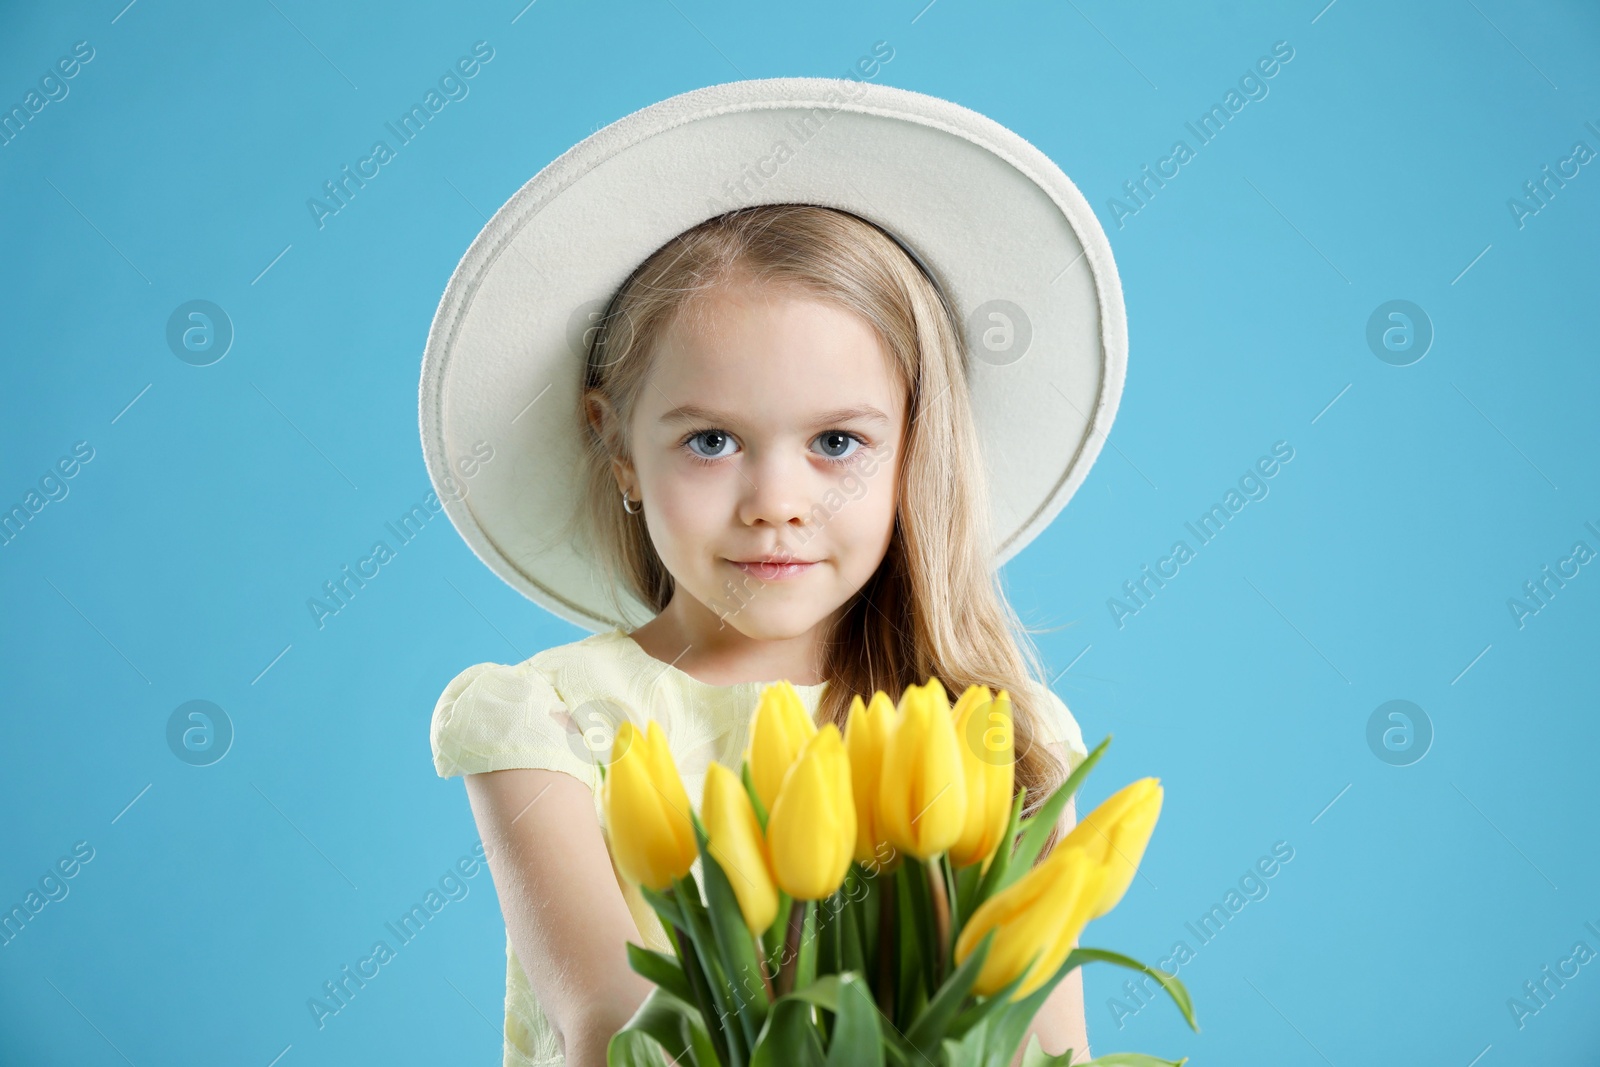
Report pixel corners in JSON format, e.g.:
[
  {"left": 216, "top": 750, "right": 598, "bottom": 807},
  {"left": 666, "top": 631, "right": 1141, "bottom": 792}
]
[{"left": 564, "top": 203, "right": 1075, "bottom": 856}]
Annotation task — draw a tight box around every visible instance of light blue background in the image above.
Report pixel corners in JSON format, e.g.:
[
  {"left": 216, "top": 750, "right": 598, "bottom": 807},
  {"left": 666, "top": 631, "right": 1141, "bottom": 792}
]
[{"left": 3, "top": 0, "right": 1597, "bottom": 1063}]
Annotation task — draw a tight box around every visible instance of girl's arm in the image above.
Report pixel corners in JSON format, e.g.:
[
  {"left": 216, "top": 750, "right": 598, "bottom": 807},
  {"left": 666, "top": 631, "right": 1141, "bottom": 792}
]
[
  {"left": 464, "top": 766, "right": 657, "bottom": 1067},
  {"left": 1009, "top": 746, "right": 1093, "bottom": 1065}
]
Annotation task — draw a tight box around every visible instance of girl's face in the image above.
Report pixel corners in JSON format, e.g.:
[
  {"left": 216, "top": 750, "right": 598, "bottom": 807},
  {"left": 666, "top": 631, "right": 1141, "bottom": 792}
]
[{"left": 621, "top": 280, "right": 906, "bottom": 642}]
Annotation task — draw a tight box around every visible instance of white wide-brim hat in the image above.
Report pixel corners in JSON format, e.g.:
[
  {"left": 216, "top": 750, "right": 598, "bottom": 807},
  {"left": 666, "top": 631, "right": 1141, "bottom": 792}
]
[{"left": 419, "top": 77, "right": 1126, "bottom": 634}]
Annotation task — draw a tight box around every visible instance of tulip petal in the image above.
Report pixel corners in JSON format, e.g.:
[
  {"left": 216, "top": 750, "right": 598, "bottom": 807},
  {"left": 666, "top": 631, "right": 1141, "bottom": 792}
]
[
  {"left": 878, "top": 681, "right": 969, "bottom": 861},
  {"left": 768, "top": 725, "right": 854, "bottom": 900},
  {"left": 702, "top": 761, "right": 778, "bottom": 934},
  {"left": 950, "top": 687, "right": 1014, "bottom": 869},
  {"left": 845, "top": 691, "right": 896, "bottom": 870},
  {"left": 749, "top": 680, "right": 817, "bottom": 813},
  {"left": 1060, "top": 777, "right": 1163, "bottom": 917},
  {"left": 602, "top": 720, "right": 696, "bottom": 890},
  {"left": 955, "top": 844, "right": 1105, "bottom": 999}
]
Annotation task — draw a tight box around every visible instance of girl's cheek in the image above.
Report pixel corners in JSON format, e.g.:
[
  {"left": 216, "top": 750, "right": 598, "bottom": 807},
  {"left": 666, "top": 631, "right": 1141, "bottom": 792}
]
[
  {"left": 835, "top": 478, "right": 896, "bottom": 558},
  {"left": 651, "top": 471, "right": 720, "bottom": 537}
]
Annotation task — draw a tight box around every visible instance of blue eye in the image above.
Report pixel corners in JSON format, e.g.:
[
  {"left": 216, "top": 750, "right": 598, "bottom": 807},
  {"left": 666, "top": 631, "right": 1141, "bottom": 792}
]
[
  {"left": 679, "top": 429, "right": 870, "bottom": 466},
  {"left": 814, "top": 430, "right": 861, "bottom": 461},
  {"left": 685, "top": 430, "right": 737, "bottom": 461}
]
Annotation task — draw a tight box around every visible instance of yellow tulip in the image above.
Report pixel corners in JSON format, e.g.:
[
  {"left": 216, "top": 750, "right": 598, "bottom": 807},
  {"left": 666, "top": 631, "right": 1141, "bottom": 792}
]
[
  {"left": 601, "top": 720, "right": 698, "bottom": 891},
  {"left": 1059, "top": 777, "right": 1163, "bottom": 918},
  {"left": 949, "top": 686, "right": 1015, "bottom": 870},
  {"left": 766, "top": 723, "right": 856, "bottom": 900},
  {"left": 954, "top": 845, "right": 1106, "bottom": 999},
  {"left": 745, "top": 680, "right": 817, "bottom": 813},
  {"left": 877, "top": 679, "right": 968, "bottom": 861},
  {"left": 702, "top": 762, "right": 779, "bottom": 934},
  {"left": 843, "top": 691, "right": 900, "bottom": 873}
]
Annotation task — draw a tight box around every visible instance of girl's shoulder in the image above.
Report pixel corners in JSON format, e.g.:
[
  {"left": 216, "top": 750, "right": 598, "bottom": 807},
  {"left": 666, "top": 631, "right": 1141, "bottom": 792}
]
[
  {"left": 429, "top": 628, "right": 634, "bottom": 784},
  {"left": 435, "top": 628, "right": 630, "bottom": 699},
  {"left": 1016, "top": 680, "right": 1090, "bottom": 771}
]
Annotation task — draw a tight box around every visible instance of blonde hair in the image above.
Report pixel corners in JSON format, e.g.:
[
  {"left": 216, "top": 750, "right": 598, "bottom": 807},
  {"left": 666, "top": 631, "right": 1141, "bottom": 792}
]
[{"left": 567, "top": 203, "right": 1074, "bottom": 854}]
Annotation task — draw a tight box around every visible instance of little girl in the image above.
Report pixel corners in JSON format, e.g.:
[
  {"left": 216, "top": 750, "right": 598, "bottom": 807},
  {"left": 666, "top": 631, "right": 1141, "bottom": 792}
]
[{"left": 431, "top": 204, "right": 1093, "bottom": 1066}]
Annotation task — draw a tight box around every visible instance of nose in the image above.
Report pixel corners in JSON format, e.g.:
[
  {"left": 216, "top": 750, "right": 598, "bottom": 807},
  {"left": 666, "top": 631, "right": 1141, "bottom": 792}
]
[{"left": 736, "top": 446, "right": 815, "bottom": 531}]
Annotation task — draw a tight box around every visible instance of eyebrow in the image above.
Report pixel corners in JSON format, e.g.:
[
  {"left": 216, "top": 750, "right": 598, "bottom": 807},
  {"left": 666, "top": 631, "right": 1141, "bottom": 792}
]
[{"left": 658, "top": 403, "right": 893, "bottom": 427}]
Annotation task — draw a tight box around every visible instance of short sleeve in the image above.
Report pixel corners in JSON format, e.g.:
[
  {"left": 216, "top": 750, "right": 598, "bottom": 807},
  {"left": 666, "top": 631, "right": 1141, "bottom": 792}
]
[
  {"left": 430, "top": 660, "right": 598, "bottom": 790},
  {"left": 1033, "top": 686, "right": 1090, "bottom": 773}
]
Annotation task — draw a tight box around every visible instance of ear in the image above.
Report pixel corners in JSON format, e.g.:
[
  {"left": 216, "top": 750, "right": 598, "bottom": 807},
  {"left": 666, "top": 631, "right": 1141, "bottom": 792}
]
[
  {"left": 608, "top": 454, "right": 636, "bottom": 497},
  {"left": 583, "top": 390, "right": 615, "bottom": 442},
  {"left": 586, "top": 395, "right": 639, "bottom": 499}
]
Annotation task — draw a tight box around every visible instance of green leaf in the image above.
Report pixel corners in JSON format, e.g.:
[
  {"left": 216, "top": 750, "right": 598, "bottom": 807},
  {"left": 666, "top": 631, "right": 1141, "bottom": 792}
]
[
  {"left": 893, "top": 864, "right": 923, "bottom": 1025},
  {"left": 640, "top": 883, "right": 687, "bottom": 933},
  {"left": 824, "top": 973, "right": 884, "bottom": 1067},
  {"left": 941, "top": 1015, "right": 992, "bottom": 1067},
  {"left": 1076, "top": 1055, "right": 1189, "bottom": 1067},
  {"left": 750, "top": 976, "right": 902, "bottom": 1067},
  {"left": 959, "top": 948, "right": 1199, "bottom": 1067},
  {"left": 763, "top": 891, "right": 792, "bottom": 977},
  {"left": 606, "top": 986, "right": 717, "bottom": 1067},
  {"left": 856, "top": 867, "right": 881, "bottom": 978},
  {"left": 625, "top": 942, "right": 695, "bottom": 1007},
  {"left": 816, "top": 891, "right": 839, "bottom": 980},
  {"left": 839, "top": 885, "right": 866, "bottom": 977},
  {"left": 749, "top": 995, "right": 826, "bottom": 1067},
  {"left": 1065, "top": 948, "right": 1198, "bottom": 1032},
  {"left": 672, "top": 877, "right": 746, "bottom": 1067},
  {"left": 1007, "top": 735, "right": 1111, "bottom": 885},
  {"left": 951, "top": 859, "right": 982, "bottom": 931},
  {"left": 607, "top": 1030, "right": 674, "bottom": 1067},
  {"left": 830, "top": 888, "right": 845, "bottom": 980},
  {"left": 904, "top": 925, "right": 995, "bottom": 1056},
  {"left": 902, "top": 856, "right": 939, "bottom": 994},
  {"left": 694, "top": 817, "right": 773, "bottom": 1051},
  {"left": 788, "top": 975, "right": 919, "bottom": 1067},
  {"left": 741, "top": 759, "right": 770, "bottom": 831},
  {"left": 781, "top": 973, "right": 842, "bottom": 1012},
  {"left": 943, "top": 964, "right": 1030, "bottom": 1044},
  {"left": 794, "top": 898, "right": 818, "bottom": 990},
  {"left": 671, "top": 925, "right": 733, "bottom": 1067},
  {"left": 1019, "top": 1032, "right": 1076, "bottom": 1066},
  {"left": 978, "top": 965, "right": 1076, "bottom": 1067}
]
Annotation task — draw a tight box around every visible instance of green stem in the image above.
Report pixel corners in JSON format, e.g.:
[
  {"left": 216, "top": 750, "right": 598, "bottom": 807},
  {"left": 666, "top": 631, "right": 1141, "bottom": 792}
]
[
  {"left": 671, "top": 921, "right": 732, "bottom": 1067},
  {"left": 794, "top": 898, "right": 819, "bottom": 990},
  {"left": 926, "top": 854, "right": 951, "bottom": 987},
  {"left": 776, "top": 893, "right": 806, "bottom": 998},
  {"left": 905, "top": 855, "right": 938, "bottom": 996},
  {"left": 894, "top": 862, "right": 924, "bottom": 1025},
  {"left": 672, "top": 878, "right": 747, "bottom": 1067},
  {"left": 876, "top": 867, "right": 897, "bottom": 1026},
  {"left": 763, "top": 890, "right": 793, "bottom": 979}
]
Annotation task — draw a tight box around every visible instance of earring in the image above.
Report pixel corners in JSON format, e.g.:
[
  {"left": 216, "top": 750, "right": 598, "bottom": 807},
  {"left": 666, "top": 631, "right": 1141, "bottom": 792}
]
[{"left": 621, "top": 487, "right": 642, "bottom": 514}]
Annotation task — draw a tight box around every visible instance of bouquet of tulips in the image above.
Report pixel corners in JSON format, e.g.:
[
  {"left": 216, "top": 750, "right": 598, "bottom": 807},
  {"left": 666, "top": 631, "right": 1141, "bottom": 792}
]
[{"left": 599, "top": 677, "right": 1197, "bottom": 1067}]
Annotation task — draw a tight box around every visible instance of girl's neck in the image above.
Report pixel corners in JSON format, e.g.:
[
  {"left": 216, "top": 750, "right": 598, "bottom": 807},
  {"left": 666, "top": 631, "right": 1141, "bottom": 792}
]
[{"left": 626, "top": 597, "right": 831, "bottom": 687}]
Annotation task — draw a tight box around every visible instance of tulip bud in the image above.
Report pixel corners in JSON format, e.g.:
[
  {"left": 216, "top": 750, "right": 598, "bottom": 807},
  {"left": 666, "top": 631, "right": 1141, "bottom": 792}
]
[
  {"left": 745, "top": 680, "right": 817, "bottom": 813},
  {"left": 949, "top": 686, "right": 1014, "bottom": 870},
  {"left": 702, "top": 761, "right": 779, "bottom": 934},
  {"left": 877, "top": 679, "right": 968, "bottom": 861},
  {"left": 1059, "top": 777, "right": 1162, "bottom": 918},
  {"left": 844, "top": 691, "right": 900, "bottom": 873},
  {"left": 954, "top": 845, "right": 1106, "bottom": 999},
  {"left": 766, "top": 723, "right": 856, "bottom": 900},
  {"left": 601, "top": 720, "right": 698, "bottom": 891}
]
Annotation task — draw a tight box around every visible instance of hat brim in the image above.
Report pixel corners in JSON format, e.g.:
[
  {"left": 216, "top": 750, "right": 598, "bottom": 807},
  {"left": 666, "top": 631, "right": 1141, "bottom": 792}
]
[{"left": 419, "top": 77, "right": 1126, "bottom": 634}]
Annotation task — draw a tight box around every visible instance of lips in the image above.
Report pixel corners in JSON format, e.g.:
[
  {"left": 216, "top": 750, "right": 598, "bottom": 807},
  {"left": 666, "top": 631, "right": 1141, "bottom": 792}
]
[{"left": 729, "top": 558, "right": 818, "bottom": 581}]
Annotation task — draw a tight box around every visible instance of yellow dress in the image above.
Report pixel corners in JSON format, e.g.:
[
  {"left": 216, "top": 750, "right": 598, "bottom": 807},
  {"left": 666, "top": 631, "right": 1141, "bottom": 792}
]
[{"left": 429, "top": 625, "right": 1088, "bottom": 1066}]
